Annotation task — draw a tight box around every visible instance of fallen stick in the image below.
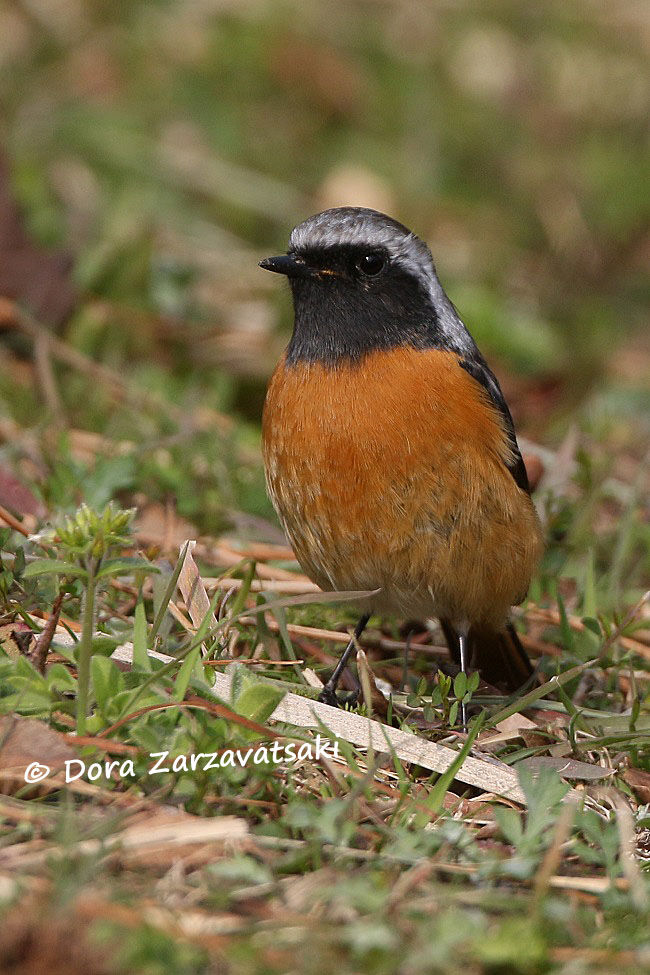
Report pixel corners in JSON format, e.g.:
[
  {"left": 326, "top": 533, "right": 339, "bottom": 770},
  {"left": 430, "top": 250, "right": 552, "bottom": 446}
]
[
  {"left": 204, "top": 577, "right": 320, "bottom": 594},
  {"left": 209, "top": 669, "right": 526, "bottom": 804}
]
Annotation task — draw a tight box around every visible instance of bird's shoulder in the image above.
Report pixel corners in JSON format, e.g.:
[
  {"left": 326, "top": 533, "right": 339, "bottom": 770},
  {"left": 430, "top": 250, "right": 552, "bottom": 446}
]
[{"left": 455, "top": 352, "right": 530, "bottom": 493}]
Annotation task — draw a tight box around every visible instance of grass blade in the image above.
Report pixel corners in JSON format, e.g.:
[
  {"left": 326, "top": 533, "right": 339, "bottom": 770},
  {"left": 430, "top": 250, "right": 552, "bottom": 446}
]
[{"left": 149, "top": 541, "right": 189, "bottom": 646}]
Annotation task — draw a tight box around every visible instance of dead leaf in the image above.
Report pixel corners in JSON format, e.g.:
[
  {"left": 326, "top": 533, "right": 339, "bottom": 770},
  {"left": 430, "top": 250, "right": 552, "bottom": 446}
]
[
  {"left": 496, "top": 713, "right": 539, "bottom": 734},
  {"left": 135, "top": 502, "right": 198, "bottom": 551},
  {"left": 0, "top": 467, "right": 46, "bottom": 518},
  {"left": 0, "top": 152, "right": 77, "bottom": 329},
  {"left": 478, "top": 712, "right": 540, "bottom": 749},
  {"left": 623, "top": 767, "right": 650, "bottom": 804},
  {"left": 520, "top": 756, "right": 615, "bottom": 781},
  {"left": 177, "top": 540, "right": 218, "bottom": 647},
  {"left": 0, "top": 715, "right": 75, "bottom": 774}
]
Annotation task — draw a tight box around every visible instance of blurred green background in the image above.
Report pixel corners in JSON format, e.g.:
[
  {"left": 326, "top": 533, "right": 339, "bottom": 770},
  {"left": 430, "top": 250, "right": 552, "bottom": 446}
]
[{"left": 0, "top": 0, "right": 647, "bottom": 600}]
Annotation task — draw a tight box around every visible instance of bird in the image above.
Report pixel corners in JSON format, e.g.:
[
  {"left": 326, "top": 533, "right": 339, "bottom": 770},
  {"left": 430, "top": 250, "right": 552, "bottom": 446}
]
[{"left": 259, "top": 207, "right": 544, "bottom": 715}]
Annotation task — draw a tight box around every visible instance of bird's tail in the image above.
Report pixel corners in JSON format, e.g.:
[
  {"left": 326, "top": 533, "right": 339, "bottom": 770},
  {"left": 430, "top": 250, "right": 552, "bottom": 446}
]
[{"left": 440, "top": 619, "right": 534, "bottom": 693}]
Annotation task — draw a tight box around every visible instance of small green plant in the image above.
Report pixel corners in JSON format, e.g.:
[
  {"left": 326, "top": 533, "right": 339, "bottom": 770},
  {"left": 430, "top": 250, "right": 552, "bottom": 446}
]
[
  {"left": 24, "top": 502, "right": 159, "bottom": 734},
  {"left": 407, "top": 669, "right": 480, "bottom": 726},
  {"left": 494, "top": 765, "right": 569, "bottom": 877}
]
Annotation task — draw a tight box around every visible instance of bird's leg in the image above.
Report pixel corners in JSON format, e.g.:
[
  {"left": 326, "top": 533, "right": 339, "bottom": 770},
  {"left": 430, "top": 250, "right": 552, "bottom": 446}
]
[
  {"left": 319, "top": 613, "right": 370, "bottom": 707},
  {"left": 402, "top": 629, "right": 414, "bottom": 691},
  {"left": 458, "top": 626, "right": 469, "bottom": 730}
]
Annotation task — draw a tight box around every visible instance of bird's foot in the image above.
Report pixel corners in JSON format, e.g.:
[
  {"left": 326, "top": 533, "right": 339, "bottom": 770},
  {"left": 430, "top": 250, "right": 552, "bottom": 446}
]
[{"left": 317, "top": 686, "right": 359, "bottom": 709}]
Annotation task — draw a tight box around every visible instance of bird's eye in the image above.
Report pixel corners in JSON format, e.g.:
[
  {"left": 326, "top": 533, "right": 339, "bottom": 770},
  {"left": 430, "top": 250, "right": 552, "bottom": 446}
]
[{"left": 356, "top": 253, "right": 385, "bottom": 276}]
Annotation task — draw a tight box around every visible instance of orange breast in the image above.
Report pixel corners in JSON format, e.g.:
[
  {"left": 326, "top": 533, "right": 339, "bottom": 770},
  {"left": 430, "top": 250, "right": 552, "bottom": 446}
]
[{"left": 262, "top": 346, "right": 543, "bottom": 627}]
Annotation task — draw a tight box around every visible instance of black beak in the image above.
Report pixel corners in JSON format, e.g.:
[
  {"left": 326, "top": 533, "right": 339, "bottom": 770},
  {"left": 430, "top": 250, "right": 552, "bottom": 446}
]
[{"left": 259, "top": 254, "right": 313, "bottom": 279}]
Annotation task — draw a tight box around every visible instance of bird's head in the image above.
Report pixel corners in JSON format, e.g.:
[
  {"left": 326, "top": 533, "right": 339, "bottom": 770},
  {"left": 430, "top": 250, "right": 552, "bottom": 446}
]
[{"left": 260, "top": 206, "right": 473, "bottom": 365}]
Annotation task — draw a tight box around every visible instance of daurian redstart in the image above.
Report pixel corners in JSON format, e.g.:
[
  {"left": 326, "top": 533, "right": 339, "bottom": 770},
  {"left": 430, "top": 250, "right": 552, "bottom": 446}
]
[{"left": 260, "top": 207, "right": 544, "bottom": 710}]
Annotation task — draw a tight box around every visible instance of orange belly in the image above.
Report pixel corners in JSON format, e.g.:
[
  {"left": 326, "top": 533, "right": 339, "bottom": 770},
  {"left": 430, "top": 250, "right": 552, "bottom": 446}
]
[{"left": 262, "top": 346, "right": 543, "bottom": 628}]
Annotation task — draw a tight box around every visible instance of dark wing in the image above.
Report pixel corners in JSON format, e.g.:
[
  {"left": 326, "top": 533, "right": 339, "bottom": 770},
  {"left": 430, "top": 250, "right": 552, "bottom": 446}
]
[
  {"left": 458, "top": 355, "right": 530, "bottom": 494},
  {"left": 441, "top": 618, "right": 534, "bottom": 691}
]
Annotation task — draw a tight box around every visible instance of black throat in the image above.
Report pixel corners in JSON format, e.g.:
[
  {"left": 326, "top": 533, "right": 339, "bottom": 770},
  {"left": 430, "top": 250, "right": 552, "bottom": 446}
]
[{"left": 285, "top": 270, "right": 444, "bottom": 367}]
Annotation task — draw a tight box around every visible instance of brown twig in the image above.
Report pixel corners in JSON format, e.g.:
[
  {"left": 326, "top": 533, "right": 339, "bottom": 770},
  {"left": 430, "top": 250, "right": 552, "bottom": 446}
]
[
  {"left": 0, "top": 503, "right": 30, "bottom": 537},
  {"left": 215, "top": 538, "right": 295, "bottom": 562},
  {"left": 33, "top": 331, "right": 65, "bottom": 424},
  {"left": 29, "top": 592, "right": 64, "bottom": 674}
]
